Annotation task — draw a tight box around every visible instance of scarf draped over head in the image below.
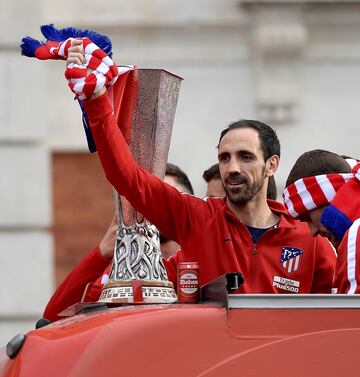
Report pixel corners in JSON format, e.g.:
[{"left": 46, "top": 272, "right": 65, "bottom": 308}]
[{"left": 283, "top": 163, "right": 360, "bottom": 241}]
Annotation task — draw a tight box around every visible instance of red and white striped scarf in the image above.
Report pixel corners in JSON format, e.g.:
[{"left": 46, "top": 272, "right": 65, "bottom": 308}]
[
  {"left": 61, "top": 37, "right": 123, "bottom": 100},
  {"left": 283, "top": 164, "right": 360, "bottom": 219},
  {"left": 21, "top": 25, "right": 127, "bottom": 100},
  {"left": 26, "top": 35, "right": 133, "bottom": 100},
  {"left": 21, "top": 26, "right": 138, "bottom": 152}
]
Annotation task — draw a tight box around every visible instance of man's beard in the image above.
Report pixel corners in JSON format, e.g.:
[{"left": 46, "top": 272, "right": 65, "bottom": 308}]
[{"left": 223, "top": 167, "right": 266, "bottom": 205}]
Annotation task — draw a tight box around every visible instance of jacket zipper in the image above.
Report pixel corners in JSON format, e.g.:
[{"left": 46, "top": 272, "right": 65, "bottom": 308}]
[
  {"left": 252, "top": 226, "right": 278, "bottom": 292},
  {"left": 251, "top": 243, "right": 257, "bottom": 291}
]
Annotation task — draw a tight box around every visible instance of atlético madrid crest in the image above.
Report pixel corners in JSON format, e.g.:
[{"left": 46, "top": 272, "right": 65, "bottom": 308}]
[{"left": 280, "top": 247, "right": 304, "bottom": 273}]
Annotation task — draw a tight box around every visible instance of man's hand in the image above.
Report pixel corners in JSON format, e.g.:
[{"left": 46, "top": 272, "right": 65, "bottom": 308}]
[
  {"left": 66, "top": 39, "right": 106, "bottom": 99},
  {"left": 66, "top": 39, "right": 86, "bottom": 66},
  {"left": 99, "top": 214, "right": 118, "bottom": 260}
]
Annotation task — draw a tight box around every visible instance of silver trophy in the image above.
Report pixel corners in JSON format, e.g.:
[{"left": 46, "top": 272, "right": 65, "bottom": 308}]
[{"left": 98, "top": 69, "right": 182, "bottom": 304}]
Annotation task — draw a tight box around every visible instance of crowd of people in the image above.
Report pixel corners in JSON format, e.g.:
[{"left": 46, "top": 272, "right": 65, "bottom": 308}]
[{"left": 43, "top": 38, "right": 360, "bottom": 322}]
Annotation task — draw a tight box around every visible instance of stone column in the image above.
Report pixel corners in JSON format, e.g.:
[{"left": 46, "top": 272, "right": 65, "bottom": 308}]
[
  {"left": 0, "top": 0, "right": 53, "bottom": 345},
  {"left": 246, "top": 3, "right": 308, "bottom": 125}
]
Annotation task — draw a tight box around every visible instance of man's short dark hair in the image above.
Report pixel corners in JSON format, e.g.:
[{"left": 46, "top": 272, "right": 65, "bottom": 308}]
[
  {"left": 202, "top": 163, "right": 221, "bottom": 183},
  {"left": 217, "top": 120, "right": 281, "bottom": 161},
  {"left": 285, "top": 149, "right": 351, "bottom": 187},
  {"left": 166, "top": 163, "right": 194, "bottom": 195}
]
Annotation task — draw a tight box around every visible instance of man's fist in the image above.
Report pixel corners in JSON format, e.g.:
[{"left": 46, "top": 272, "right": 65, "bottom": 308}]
[
  {"left": 65, "top": 38, "right": 115, "bottom": 100},
  {"left": 66, "top": 39, "right": 85, "bottom": 66}
]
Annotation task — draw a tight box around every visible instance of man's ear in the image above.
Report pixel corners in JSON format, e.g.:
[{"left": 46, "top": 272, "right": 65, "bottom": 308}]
[{"left": 266, "top": 155, "right": 280, "bottom": 177}]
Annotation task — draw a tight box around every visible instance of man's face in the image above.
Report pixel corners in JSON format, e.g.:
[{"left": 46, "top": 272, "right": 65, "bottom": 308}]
[
  {"left": 206, "top": 178, "right": 225, "bottom": 198},
  {"left": 218, "top": 128, "right": 267, "bottom": 205},
  {"left": 300, "top": 207, "right": 339, "bottom": 246}
]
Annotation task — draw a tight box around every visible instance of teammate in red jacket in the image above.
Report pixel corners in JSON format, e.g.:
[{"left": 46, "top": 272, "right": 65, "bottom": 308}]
[
  {"left": 43, "top": 41, "right": 337, "bottom": 322},
  {"left": 284, "top": 149, "right": 360, "bottom": 294}
]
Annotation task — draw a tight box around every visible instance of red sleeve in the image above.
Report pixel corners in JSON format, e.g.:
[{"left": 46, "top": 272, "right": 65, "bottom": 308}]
[
  {"left": 82, "top": 93, "right": 212, "bottom": 245},
  {"left": 163, "top": 253, "right": 182, "bottom": 290},
  {"left": 43, "top": 246, "right": 110, "bottom": 322},
  {"left": 310, "top": 236, "right": 337, "bottom": 293},
  {"left": 334, "top": 219, "right": 360, "bottom": 294}
]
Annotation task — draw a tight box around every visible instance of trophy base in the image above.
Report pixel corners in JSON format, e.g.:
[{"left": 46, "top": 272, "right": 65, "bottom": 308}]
[{"left": 98, "top": 279, "right": 177, "bottom": 304}]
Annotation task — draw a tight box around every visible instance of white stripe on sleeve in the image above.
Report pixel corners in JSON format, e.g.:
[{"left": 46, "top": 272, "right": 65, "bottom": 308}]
[{"left": 346, "top": 218, "right": 360, "bottom": 294}]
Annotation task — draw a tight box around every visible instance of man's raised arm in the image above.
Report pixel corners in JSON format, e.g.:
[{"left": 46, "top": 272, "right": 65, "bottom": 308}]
[{"left": 66, "top": 40, "right": 210, "bottom": 245}]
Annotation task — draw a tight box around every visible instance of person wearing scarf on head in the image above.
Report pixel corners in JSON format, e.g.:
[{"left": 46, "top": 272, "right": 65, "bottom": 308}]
[{"left": 283, "top": 149, "right": 360, "bottom": 294}]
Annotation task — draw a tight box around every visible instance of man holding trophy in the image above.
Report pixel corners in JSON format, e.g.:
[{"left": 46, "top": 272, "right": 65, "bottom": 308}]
[{"left": 21, "top": 25, "right": 336, "bottom": 312}]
